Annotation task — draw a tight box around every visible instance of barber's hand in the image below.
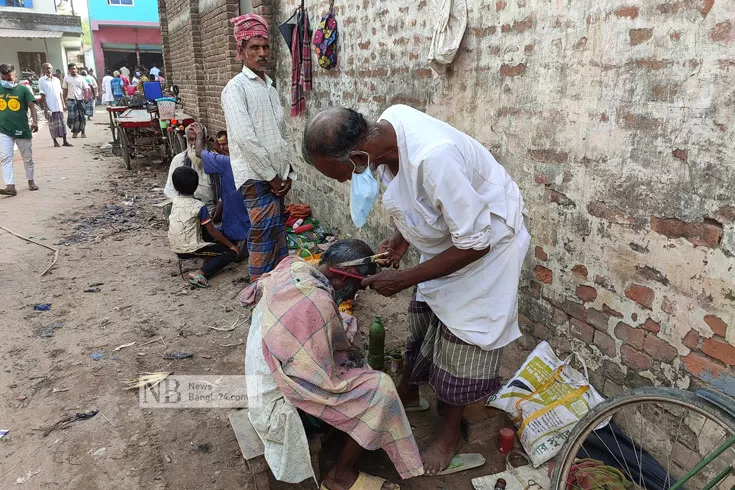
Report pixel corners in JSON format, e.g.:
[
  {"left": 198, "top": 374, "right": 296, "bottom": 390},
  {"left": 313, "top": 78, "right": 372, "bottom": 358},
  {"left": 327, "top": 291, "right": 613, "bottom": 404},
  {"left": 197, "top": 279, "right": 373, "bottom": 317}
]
[
  {"left": 361, "top": 270, "right": 410, "bottom": 297},
  {"left": 212, "top": 201, "right": 223, "bottom": 222},
  {"left": 377, "top": 235, "right": 410, "bottom": 269},
  {"left": 190, "top": 122, "right": 204, "bottom": 137},
  {"left": 31, "top": 123, "right": 38, "bottom": 133},
  {"left": 229, "top": 245, "right": 240, "bottom": 255}
]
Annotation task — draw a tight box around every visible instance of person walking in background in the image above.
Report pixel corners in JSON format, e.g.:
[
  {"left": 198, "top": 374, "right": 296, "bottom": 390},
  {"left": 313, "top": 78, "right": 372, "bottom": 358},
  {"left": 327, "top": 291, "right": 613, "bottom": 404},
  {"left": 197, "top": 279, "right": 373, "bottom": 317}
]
[
  {"left": 87, "top": 68, "right": 100, "bottom": 103},
  {"left": 119, "top": 64, "right": 130, "bottom": 81},
  {"left": 80, "top": 70, "right": 96, "bottom": 119},
  {"left": 62, "top": 63, "right": 89, "bottom": 138},
  {"left": 54, "top": 68, "right": 63, "bottom": 81},
  {"left": 0, "top": 63, "right": 39, "bottom": 196},
  {"left": 148, "top": 64, "right": 160, "bottom": 80},
  {"left": 156, "top": 72, "right": 166, "bottom": 87},
  {"left": 222, "top": 14, "right": 294, "bottom": 281},
  {"left": 110, "top": 71, "right": 124, "bottom": 103},
  {"left": 38, "top": 63, "right": 71, "bottom": 148},
  {"left": 101, "top": 69, "right": 114, "bottom": 105}
]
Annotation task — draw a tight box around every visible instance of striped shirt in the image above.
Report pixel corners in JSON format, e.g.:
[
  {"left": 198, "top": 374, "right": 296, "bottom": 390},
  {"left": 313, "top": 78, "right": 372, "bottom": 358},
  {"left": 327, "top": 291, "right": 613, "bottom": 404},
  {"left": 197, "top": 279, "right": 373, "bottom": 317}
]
[{"left": 221, "top": 66, "right": 295, "bottom": 189}]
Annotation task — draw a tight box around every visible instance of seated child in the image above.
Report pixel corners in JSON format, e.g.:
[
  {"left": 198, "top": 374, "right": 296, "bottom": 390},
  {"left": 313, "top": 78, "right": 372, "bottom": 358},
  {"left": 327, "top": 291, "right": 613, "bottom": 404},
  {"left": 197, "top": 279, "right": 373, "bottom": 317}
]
[{"left": 168, "top": 166, "right": 239, "bottom": 288}]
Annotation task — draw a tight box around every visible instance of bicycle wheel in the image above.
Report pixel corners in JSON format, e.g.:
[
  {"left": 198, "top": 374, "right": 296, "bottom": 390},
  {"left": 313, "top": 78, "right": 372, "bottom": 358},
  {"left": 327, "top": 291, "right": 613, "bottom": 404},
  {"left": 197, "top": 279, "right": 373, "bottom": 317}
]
[{"left": 551, "top": 387, "right": 735, "bottom": 490}]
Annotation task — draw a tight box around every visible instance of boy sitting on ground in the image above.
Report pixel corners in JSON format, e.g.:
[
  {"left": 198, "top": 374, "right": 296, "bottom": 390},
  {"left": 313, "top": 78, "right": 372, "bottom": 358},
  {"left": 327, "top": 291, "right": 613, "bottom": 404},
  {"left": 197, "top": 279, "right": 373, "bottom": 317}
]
[{"left": 168, "top": 166, "right": 239, "bottom": 288}]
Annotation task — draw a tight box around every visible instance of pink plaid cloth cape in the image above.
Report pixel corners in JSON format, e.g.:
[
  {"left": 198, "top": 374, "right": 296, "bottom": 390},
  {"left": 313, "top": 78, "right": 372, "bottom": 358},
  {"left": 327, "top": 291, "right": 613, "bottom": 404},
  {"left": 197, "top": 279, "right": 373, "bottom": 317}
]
[{"left": 253, "top": 256, "right": 424, "bottom": 479}]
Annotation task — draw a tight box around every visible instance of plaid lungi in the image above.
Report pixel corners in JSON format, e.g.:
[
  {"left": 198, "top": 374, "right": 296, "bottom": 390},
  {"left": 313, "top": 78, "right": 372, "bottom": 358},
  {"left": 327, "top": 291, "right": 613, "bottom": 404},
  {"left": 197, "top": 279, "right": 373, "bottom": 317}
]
[
  {"left": 242, "top": 180, "right": 288, "bottom": 281},
  {"left": 84, "top": 98, "right": 95, "bottom": 117},
  {"left": 406, "top": 298, "right": 503, "bottom": 406},
  {"left": 47, "top": 111, "right": 66, "bottom": 138},
  {"left": 66, "top": 99, "right": 86, "bottom": 134}
]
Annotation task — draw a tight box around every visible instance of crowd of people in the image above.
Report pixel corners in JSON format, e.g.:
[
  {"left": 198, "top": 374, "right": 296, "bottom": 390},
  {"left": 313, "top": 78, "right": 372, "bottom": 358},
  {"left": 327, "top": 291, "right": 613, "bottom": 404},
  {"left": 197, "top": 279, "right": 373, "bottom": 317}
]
[{"left": 2, "top": 13, "right": 530, "bottom": 490}]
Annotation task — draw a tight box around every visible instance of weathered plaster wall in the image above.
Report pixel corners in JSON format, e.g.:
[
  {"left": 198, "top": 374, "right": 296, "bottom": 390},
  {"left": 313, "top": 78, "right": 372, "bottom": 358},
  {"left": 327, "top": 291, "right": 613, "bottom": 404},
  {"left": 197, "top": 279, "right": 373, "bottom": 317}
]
[
  {"left": 272, "top": 0, "right": 735, "bottom": 394},
  {"left": 158, "top": 0, "right": 735, "bottom": 394}
]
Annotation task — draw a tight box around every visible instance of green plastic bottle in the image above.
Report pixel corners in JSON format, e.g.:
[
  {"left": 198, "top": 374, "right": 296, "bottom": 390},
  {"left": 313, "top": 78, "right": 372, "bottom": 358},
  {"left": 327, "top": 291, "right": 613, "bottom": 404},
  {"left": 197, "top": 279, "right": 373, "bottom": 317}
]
[{"left": 368, "top": 316, "right": 385, "bottom": 370}]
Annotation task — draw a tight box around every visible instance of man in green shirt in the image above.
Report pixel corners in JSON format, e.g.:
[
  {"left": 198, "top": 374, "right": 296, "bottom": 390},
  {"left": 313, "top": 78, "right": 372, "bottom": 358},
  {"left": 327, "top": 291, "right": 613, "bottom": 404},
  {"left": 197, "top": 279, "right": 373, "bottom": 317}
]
[{"left": 0, "top": 63, "right": 38, "bottom": 196}]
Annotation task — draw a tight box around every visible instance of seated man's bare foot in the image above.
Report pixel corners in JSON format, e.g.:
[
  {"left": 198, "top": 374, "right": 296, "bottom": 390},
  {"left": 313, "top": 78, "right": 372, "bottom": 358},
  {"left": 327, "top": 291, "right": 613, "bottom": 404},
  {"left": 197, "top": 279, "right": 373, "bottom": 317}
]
[
  {"left": 323, "top": 468, "right": 397, "bottom": 490},
  {"left": 422, "top": 433, "right": 462, "bottom": 475}
]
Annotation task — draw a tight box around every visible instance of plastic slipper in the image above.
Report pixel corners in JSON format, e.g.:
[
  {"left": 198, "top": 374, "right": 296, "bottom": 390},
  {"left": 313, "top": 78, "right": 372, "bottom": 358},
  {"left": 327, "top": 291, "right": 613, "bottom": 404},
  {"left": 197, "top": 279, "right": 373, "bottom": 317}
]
[
  {"left": 435, "top": 453, "right": 486, "bottom": 476},
  {"left": 404, "top": 398, "right": 430, "bottom": 412},
  {"left": 320, "top": 471, "right": 399, "bottom": 490},
  {"left": 188, "top": 274, "right": 208, "bottom": 288}
]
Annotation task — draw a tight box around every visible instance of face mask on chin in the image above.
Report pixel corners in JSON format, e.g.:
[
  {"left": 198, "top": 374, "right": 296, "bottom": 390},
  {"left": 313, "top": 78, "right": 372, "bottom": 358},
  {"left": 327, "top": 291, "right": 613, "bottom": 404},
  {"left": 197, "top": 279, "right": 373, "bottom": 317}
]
[
  {"left": 0, "top": 80, "right": 17, "bottom": 89},
  {"left": 349, "top": 152, "right": 380, "bottom": 229}
]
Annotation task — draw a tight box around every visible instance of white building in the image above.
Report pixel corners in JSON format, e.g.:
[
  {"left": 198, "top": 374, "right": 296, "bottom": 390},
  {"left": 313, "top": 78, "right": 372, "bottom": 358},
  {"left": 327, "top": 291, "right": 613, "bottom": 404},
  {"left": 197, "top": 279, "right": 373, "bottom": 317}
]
[{"left": 0, "top": 0, "right": 83, "bottom": 78}]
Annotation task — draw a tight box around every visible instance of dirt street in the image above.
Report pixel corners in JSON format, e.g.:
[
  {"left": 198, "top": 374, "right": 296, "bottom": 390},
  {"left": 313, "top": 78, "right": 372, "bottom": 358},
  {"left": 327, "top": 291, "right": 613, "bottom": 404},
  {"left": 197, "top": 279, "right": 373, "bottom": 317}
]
[{"left": 0, "top": 110, "right": 529, "bottom": 489}]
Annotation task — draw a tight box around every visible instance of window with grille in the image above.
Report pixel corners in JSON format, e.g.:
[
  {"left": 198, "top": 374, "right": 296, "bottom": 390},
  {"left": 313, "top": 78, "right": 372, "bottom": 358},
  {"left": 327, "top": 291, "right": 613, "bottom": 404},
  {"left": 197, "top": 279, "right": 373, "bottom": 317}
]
[{"left": 107, "top": 0, "right": 134, "bottom": 5}]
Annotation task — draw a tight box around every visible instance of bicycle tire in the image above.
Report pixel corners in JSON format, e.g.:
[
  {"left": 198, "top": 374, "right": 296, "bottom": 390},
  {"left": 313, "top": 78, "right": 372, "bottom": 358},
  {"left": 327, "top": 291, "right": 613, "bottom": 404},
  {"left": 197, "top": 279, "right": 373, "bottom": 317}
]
[{"left": 551, "top": 386, "right": 735, "bottom": 489}]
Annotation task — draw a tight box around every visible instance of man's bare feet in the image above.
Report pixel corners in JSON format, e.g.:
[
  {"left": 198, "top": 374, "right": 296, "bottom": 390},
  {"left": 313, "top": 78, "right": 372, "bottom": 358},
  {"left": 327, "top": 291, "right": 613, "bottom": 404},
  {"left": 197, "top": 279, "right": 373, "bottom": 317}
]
[
  {"left": 322, "top": 468, "right": 396, "bottom": 490},
  {"left": 53, "top": 140, "right": 60, "bottom": 147},
  {"left": 422, "top": 431, "right": 462, "bottom": 475},
  {"left": 72, "top": 133, "right": 78, "bottom": 138},
  {"left": 81, "top": 133, "right": 86, "bottom": 138},
  {"left": 28, "top": 181, "right": 39, "bottom": 191}
]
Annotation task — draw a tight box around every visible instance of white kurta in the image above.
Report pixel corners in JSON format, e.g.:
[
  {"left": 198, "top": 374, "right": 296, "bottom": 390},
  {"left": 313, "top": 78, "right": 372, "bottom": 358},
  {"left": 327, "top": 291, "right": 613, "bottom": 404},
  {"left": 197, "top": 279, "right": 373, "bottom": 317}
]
[
  {"left": 101, "top": 76, "right": 114, "bottom": 103},
  {"left": 379, "top": 105, "right": 531, "bottom": 351}
]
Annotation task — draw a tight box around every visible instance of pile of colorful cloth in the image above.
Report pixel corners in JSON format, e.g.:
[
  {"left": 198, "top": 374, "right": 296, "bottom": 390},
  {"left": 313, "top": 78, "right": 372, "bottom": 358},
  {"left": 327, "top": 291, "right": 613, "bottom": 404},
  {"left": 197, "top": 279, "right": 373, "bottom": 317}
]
[{"left": 284, "top": 203, "right": 334, "bottom": 255}]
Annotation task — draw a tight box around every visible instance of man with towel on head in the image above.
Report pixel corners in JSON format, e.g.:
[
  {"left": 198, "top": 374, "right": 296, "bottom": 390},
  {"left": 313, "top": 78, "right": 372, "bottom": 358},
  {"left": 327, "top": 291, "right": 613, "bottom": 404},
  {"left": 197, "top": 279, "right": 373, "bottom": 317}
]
[{"left": 222, "top": 14, "right": 294, "bottom": 281}]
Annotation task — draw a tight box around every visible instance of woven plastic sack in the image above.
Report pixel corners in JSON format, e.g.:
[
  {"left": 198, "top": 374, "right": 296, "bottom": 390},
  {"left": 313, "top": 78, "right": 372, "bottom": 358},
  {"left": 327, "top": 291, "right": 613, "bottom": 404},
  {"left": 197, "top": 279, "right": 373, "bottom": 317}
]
[{"left": 487, "top": 341, "right": 606, "bottom": 467}]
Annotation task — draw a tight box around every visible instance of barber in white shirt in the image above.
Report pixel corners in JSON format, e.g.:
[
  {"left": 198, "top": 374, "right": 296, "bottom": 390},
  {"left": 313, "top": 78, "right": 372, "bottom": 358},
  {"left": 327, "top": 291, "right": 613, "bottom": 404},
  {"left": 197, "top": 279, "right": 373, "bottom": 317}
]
[{"left": 303, "top": 104, "right": 530, "bottom": 476}]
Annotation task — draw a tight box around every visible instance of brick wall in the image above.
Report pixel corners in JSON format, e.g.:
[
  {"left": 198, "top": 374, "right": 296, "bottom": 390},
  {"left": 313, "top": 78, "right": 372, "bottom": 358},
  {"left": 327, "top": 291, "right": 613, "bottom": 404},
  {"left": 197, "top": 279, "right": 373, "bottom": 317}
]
[{"left": 158, "top": 0, "right": 735, "bottom": 394}]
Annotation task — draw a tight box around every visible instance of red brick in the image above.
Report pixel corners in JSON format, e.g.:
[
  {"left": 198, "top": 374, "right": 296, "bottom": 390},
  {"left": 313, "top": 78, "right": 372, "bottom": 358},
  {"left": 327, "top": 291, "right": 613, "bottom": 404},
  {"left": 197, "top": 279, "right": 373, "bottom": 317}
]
[
  {"left": 702, "top": 338, "right": 735, "bottom": 366},
  {"left": 532, "top": 323, "right": 550, "bottom": 339},
  {"left": 615, "top": 322, "right": 644, "bottom": 349},
  {"left": 547, "top": 189, "right": 575, "bottom": 207},
  {"left": 563, "top": 300, "right": 587, "bottom": 322},
  {"left": 629, "top": 28, "right": 653, "bottom": 45},
  {"left": 572, "top": 264, "right": 588, "bottom": 279},
  {"left": 587, "top": 308, "right": 610, "bottom": 331},
  {"left": 650, "top": 216, "right": 723, "bottom": 248},
  {"left": 672, "top": 148, "right": 687, "bottom": 161},
  {"left": 683, "top": 329, "right": 700, "bottom": 350},
  {"left": 518, "top": 313, "right": 533, "bottom": 327},
  {"left": 587, "top": 201, "right": 636, "bottom": 225},
  {"left": 576, "top": 285, "right": 598, "bottom": 303},
  {"left": 625, "top": 284, "right": 655, "bottom": 309},
  {"left": 642, "top": 318, "right": 661, "bottom": 333},
  {"left": 644, "top": 335, "right": 679, "bottom": 362},
  {"left": 534, "top": 174, "right": 551, "bottom": 185},
  {"left": 535, "top": 265, "right": 552, "bottom": 284},
  {"left": 529, "top": 149, "right": 569, "bottom": 163},
  {"left": 710, "top": 21, "right": 732, "bottom": 42},
  {"left": 499, "top": 63, "right": 526, "bottom": 77},
  {"left": 358, "top": 40, "right": 371, "bottom": 49},
  {"left": 535, "top": 246, "right": 548, "bottom": 261},
  {"left": 683, "top": 353, "right": 727, "bottom": 381},
  {"left": 619, "top": 112, "right": 664, "bottom": 130},
  {"left": 415, "top": 69, "right": 433, "bottom": 78},
  {"left": 704, "top": 315, "right": 728, "bottom": 337},
  {"left": 670, "top": 31, "right": 682, "bottom": 41},
  {"left": 571, "top": 318, "right": 594, "bottom": 343},
  {"left": 552, "top": 307, "right": 568, "bottom": 325},
  {"left": 635, "top": 59, "right": 671, "bottom": 70},
  {"left": 595, "top": 330, "right": 617, "bottom": 357},
  {"left": 603, "top": 304, "right": 624, "bottom": 318},
  {"left": 702, "top": 0, "right": 714, "bottom": 15},
  {"left": 652, "top": 84, "right": 679, "bottom": 102},
  {"left": 614, "top": 6, "right": 639, "bottom": 18},
  {"left": 496, "top": 0, "right": 506, "bottom": 11},
  {"left": 470, "top": 26, "right": 498, "bottom": 37},
  {"left": 632, "top": 313, "right": 639, "bottom": 322},
  {"left": 621, "top": 345, "right": 652, "bottom": 371}
]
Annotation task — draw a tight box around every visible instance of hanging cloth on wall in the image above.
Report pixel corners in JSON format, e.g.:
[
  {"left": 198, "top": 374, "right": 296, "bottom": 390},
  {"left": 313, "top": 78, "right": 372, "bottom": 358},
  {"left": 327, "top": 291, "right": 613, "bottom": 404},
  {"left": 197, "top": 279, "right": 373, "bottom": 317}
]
[
  {"left": 290, "top": 1, "right": 312, "bottom": 117},
  {"left": 279, "top": 11, "right": 298, "bottom": 53},
  {"left": 312, "top": 0, "right": 338, "bottom": 70},
  {"left": 427, "top": 0, "right": 468, "bottom": 73}
]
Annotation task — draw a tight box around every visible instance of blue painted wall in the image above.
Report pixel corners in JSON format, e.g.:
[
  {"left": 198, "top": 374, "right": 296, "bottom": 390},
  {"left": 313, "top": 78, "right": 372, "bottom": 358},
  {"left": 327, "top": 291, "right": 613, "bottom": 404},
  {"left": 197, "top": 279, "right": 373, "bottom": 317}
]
[{"left": 87, "top": 0, "right": 159, "bottom": 23}]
